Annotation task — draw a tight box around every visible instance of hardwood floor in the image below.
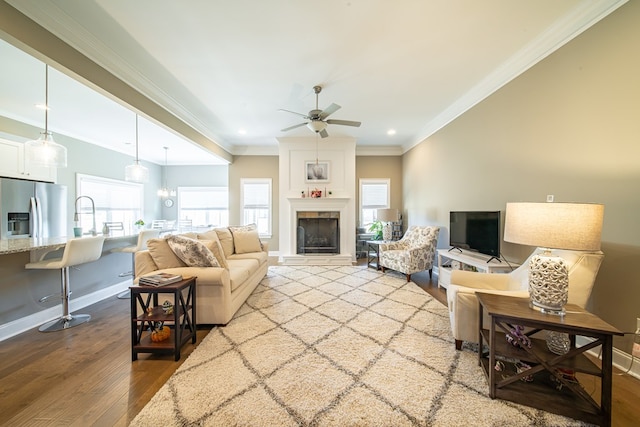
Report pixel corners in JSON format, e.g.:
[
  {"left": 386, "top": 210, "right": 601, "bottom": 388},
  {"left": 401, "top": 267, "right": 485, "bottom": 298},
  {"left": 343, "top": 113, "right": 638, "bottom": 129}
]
[{"left": 0, "top": 267, "right": 638, "bottom": 426}]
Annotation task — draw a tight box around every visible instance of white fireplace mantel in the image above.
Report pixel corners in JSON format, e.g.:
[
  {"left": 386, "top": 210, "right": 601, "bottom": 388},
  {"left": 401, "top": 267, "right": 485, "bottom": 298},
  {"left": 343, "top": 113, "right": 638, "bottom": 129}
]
[{"left": 278, "top": 137, "right": 356, "bottom": 265}]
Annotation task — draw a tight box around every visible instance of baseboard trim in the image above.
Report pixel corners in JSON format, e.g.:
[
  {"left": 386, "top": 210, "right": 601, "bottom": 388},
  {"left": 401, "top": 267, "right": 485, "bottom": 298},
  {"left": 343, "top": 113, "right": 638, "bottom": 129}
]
[
  {"left": 0, "top": 279, "right": 131, "bottom": 342},
  {"left": 576, "top": 335, "right": 640, "bottom": 380}
]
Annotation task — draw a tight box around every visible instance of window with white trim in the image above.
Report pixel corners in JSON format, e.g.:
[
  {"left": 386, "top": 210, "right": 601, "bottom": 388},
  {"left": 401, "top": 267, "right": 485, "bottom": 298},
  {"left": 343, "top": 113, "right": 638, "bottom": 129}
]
[
  {"left": 178, "top": 186, "right": 229, "bottom": 228},
  {"left": 76, "top": 174, "right": 143, "bottom": 233},
  {"left": 241, "top": 178, "right": 271, "bottom": 237},
  {"left": 360, "top": 178, "right": 390, "bottom": 227}
]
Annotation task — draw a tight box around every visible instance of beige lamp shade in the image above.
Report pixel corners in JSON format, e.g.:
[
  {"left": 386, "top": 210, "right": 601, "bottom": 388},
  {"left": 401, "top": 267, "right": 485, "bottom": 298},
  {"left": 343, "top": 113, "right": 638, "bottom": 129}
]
[
  {"left": 504, "top": 202, "right": 604, "bottom": 251},
  {"left": 377, "top": 208, "right": 399, "bottom": 223}
]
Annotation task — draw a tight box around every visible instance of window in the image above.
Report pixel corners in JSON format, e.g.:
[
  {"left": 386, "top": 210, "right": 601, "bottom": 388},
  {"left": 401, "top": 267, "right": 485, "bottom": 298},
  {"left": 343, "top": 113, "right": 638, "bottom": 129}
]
[
  {"left": 178, "top": 187, "right": 228, "bottom": 227},
  {"left": 241, "top": 178, "right": 271, "bottom": 237},
  {"left": 76, "top": 174, "right": 143, "bottom": 233},
  {"left": 360, "top": 179, "right": 390, "bottom": 227}
]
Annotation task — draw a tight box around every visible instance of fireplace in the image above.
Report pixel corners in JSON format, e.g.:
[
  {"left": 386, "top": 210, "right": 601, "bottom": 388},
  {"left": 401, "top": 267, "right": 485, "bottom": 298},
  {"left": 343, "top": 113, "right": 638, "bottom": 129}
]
[{"left": 296, "top": 211, "right": 340, "bottom": 255}]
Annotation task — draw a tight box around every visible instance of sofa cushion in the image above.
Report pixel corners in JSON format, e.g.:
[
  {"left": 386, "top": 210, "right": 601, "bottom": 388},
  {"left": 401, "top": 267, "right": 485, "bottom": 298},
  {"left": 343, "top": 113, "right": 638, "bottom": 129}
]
[
  {"left": 167, "top": 235, "right": 220, "bottom": 267},
  {"left": 228, "top": 250, "right": 268, "bottom": 265},
  {"left": 233, "top": 229, "right": 262, "bottom": 254},
  {"left": 227, "top": 258, "right": 259, "bottom": 292},
  {"left": 146, "top": 238, "right": 187, "bottom": 269},
  {"left": 214, "top": 227, "right": 235, "bottom": 258}
]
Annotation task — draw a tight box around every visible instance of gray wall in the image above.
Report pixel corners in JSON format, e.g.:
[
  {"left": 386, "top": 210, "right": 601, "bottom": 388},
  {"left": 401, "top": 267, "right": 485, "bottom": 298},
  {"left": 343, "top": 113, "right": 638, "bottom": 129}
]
[
  {"left": 401, "top": 1, "right": 640, "bottom": 353},
  {"left": 160, "top": 164, "right": 229, "bottom": 220}
]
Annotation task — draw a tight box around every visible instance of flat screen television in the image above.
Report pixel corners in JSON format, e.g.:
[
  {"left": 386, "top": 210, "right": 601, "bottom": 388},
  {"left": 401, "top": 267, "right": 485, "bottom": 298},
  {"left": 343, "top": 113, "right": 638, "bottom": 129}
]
[{"left": 449, "top": 211, "right": 501, "bottom": 259}]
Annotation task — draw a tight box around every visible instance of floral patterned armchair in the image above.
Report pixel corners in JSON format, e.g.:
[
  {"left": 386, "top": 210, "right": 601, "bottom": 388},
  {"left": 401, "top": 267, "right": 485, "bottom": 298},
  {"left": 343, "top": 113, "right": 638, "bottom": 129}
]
[{"left": 379, "top": 225, "right": 440, "bottom": 282}]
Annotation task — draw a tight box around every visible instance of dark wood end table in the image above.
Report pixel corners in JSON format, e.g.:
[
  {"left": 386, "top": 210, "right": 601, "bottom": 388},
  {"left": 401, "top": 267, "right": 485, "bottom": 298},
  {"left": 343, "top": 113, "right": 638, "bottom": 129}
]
[
  {"left": 366, "top": 240, "right": 383, "bottom": 270},
  {"left": 130, "top": 276, "right": 197, "bottom": 361},
  {"left": 476, "top": 292, "right": 622, "bottom": 427}
]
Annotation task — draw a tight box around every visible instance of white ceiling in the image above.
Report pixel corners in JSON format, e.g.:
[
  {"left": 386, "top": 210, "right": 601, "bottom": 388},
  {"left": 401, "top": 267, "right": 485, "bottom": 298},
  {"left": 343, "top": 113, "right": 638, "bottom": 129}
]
[{"left": 1, "top": 0, "right": 626, "bottom": 165}]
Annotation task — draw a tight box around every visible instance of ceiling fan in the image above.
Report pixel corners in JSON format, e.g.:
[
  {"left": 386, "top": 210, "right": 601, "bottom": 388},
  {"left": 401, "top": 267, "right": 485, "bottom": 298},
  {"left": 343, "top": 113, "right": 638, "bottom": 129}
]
[{"left": 279, "top": 85, "right": 361, "bottom": 138}]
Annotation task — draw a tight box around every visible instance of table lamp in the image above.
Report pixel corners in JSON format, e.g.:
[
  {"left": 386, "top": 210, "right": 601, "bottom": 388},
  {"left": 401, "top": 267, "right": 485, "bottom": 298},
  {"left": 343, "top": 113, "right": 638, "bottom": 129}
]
[
  {"left": 377, "top": 208, "right": 399, "bottom": 241},
  {"left": 503, "top": 201, "right": 604, "bottom": 315}
]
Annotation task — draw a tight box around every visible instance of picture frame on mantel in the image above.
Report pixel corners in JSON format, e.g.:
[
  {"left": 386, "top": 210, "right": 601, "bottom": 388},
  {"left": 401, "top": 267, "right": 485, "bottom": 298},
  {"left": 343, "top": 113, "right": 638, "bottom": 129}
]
[{"left": 305, "top": 161, "right": 330, "bottom": 183}]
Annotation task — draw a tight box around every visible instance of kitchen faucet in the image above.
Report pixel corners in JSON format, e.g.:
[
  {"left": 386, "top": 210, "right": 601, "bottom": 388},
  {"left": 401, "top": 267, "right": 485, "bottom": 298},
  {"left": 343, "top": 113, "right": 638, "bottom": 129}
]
[{"left": 74, "top": 196, "right": 97, "bottom": 236}]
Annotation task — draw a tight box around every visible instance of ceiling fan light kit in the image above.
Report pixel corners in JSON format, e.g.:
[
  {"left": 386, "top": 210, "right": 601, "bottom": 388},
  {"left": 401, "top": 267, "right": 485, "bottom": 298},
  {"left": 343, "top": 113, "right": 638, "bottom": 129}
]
[
  {"left": 307, "top": 121, "right": 326, "bottom": 133},
  {"left": 280, "top": 85, "right": 361, "bottom": 138}
]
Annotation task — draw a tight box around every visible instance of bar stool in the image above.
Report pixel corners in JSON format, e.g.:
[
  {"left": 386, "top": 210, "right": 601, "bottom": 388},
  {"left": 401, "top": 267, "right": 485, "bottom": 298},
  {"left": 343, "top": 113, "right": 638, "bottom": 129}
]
[
  {"left": 26, "top": 236, "right": 105, "bottom": 332},
  {"left": 112, "top": 229, "right": 161, "bottom": 298}
]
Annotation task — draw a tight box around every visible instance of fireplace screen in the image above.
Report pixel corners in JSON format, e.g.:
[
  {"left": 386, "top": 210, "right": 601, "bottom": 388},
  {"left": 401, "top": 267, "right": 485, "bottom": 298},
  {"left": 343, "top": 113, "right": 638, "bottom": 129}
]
[{"left": 297, "top": 211, "right": 340, "bottom": 255}]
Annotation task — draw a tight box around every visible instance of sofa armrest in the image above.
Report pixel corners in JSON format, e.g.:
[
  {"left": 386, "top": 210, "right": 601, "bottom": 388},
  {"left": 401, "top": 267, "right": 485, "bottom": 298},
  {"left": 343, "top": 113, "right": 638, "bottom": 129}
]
[
  {"left": 136, "top": 266, "right": 229, "bottom": 287},
  {"left": 380, "top": 241, "right": 405, "bottom": 251},
  {"left": 135, "top": 250, "right": 158, "bottom": 278},
  {"left": 260, "top": 240, "right": 269, "bottom": 254},
  {"left": 447, "top": 283, "right": 529, "bottom": 344}
]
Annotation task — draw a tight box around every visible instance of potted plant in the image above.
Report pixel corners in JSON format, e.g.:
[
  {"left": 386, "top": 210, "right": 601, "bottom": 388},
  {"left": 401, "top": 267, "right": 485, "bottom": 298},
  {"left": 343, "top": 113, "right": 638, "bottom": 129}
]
[
  {"left": 134, "top": 219, "right": 145, "bottom": 229},
  {"left": 368, "top": 221, "right": 384, "bottom": 240}
]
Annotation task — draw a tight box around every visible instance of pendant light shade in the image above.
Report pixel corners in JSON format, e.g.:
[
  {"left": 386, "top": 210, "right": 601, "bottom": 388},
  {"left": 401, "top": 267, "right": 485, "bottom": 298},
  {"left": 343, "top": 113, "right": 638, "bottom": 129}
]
[
  {"left": 24, "top": 64, "right": 67, "bottom": 168},
  {"left": 124, "top": 115, "right": 149, "bottom": 183}
]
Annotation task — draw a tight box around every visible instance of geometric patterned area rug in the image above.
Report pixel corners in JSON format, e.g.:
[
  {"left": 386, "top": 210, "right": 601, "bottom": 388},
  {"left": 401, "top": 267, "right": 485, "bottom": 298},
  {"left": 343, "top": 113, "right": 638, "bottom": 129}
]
[{"left": 130, "top": 265, "right": 589, "bottom": 426}]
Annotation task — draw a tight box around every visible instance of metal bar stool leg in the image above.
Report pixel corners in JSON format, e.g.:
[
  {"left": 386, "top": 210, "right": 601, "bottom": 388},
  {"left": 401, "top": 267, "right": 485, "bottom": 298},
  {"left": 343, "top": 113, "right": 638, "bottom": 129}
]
[
  {"left": 39, "top": 266, "right": 91, "bottom": 332},
  {"left": 117, "top": 254, "right": 135, "bottom": 299}
]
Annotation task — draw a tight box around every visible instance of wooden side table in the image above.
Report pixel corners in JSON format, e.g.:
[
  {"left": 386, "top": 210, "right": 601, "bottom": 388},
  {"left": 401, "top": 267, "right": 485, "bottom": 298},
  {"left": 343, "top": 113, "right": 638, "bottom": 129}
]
[
  {"left": 365, "top": 240, "right": 382, "bottom": 270},
  {"left": 130, "top": 276, "right": 197, "bottom": 361},
  {"left": 476, "top": 292, "right": 622, "bottom": 427}
]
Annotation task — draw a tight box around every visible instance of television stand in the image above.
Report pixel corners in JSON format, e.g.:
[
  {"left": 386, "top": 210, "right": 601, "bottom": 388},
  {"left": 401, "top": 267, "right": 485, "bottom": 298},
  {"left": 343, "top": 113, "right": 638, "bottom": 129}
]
[{"left": 436, "top": 249, "right": 518, "bottom": 289}]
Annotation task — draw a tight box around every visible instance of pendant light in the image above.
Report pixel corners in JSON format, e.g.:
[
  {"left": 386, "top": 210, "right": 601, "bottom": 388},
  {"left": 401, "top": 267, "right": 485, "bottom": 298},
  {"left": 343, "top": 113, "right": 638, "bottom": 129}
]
[
  {"left": 24, "top": 64, "right": 68, "bottom": 168},
  {"left": 157, "top": 146, "right": 176, "bottom": 198},
  {"left": 124, "top": 114, "right": 149, "bottom": 182}
]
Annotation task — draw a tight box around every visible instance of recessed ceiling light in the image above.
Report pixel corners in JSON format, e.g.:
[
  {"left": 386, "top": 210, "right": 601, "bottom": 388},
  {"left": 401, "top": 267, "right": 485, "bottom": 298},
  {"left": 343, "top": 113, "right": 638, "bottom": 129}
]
[
  {"left": 387, "top": 129, "right": 396, "bottom": 136},
  {"left": 238, "top": 129, "right": 247, "bottom": 135}
]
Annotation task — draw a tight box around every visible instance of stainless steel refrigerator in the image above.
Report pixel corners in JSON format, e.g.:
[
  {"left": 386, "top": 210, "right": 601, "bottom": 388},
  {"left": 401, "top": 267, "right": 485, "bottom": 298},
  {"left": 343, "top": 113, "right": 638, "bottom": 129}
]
[{"left": 0, "top": 177, "right": 67, "bottom": 239}]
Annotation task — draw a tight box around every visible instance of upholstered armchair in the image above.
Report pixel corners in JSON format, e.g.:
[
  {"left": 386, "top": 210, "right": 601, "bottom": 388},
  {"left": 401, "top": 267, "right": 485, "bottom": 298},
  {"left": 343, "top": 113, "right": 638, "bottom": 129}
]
[
  {"left": 379, "top": 225, "right": 440, "bottom": 282},
  {"left": 447, "top": 248, "right": 604, "bottom": 350}
]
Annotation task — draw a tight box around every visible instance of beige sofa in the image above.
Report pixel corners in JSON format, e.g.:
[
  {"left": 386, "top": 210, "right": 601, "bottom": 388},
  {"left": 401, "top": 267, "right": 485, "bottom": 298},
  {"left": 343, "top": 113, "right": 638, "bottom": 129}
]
[{"left": 134, "top": 226, "right": 268, "bottom": 325}]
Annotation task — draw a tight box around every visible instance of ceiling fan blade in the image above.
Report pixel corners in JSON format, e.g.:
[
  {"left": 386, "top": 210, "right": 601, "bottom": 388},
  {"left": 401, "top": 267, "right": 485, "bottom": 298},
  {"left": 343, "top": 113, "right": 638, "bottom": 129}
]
[
  {"left": 319, "top": 103, "right": 341, "bottom": 120},
  {"left": 319, "top": 128, "right": 329, "bottom": 138},
  {"left": 281, "top": 122, "right": 307, "bottom": 132},
  {"left": 326, "top": 119, "right": 361, "bottom": 127},
  {"left": 278, "top": 108, "right": 308, "bottom": 118}
]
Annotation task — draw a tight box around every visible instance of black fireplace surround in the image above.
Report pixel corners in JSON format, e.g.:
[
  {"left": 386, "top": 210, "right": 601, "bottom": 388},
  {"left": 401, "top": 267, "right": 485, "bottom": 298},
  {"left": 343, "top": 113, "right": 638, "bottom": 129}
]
[{"left": 296, "top": 211, "right": 340, "bottom": 255}]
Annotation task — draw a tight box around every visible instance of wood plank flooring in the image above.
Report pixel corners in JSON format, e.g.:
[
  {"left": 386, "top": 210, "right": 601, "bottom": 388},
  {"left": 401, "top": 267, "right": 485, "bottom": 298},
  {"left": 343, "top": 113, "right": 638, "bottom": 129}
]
[{"left": 0, "top": 267, "right": 638, "bottom": 426}]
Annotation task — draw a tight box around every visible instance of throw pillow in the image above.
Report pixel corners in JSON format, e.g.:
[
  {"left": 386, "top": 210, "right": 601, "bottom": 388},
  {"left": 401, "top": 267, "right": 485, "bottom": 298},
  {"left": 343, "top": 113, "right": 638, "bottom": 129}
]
[
  {"left": 167, "top": 235, "right": 220, "bottom": 267},
  {"left": 229, "top": 223, "right": 261, "bottom": 253},
  {"left": 146, "top": 238, "right": 187, "bottom": 269},
  {"left": 233, "top": 229, "right": 262, "bottom": 254},
  {"left": 214, "top": 228, "right": 234, "bottom": 257},
  {"left": 197, "top": 229, "right": 229, "bottom": 269},
  {"left": 229, "top": 223, "right": 257, "bottom": 233},
  {"left": 198, "top": 239, "right": 229, "bottom": 269}
]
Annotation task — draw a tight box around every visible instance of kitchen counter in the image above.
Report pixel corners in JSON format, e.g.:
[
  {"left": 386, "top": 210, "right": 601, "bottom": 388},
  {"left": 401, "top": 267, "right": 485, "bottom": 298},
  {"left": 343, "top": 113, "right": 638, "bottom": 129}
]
[{"left": 0, "top": 233, "right": 138, "bottom": 255}]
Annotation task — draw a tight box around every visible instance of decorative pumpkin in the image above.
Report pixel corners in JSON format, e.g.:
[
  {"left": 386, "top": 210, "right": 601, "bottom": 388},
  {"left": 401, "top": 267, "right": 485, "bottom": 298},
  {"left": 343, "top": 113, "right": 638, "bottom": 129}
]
[{"left": 150, "top": 323, "right": 170, "bottom": 342}]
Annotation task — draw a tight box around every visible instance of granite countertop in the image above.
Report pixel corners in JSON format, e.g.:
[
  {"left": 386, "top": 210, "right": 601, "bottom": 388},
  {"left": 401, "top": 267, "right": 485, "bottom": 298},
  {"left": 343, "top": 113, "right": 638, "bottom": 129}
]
[{"left": 0, "top": 233, "right": 137, "bottom": 255}]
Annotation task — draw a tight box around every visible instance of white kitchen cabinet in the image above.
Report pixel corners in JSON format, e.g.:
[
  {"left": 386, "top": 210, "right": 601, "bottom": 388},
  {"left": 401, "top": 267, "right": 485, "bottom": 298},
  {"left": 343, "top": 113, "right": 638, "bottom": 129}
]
[{"left": 0, "top": 137, "right": 57, "bottom": 182}]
